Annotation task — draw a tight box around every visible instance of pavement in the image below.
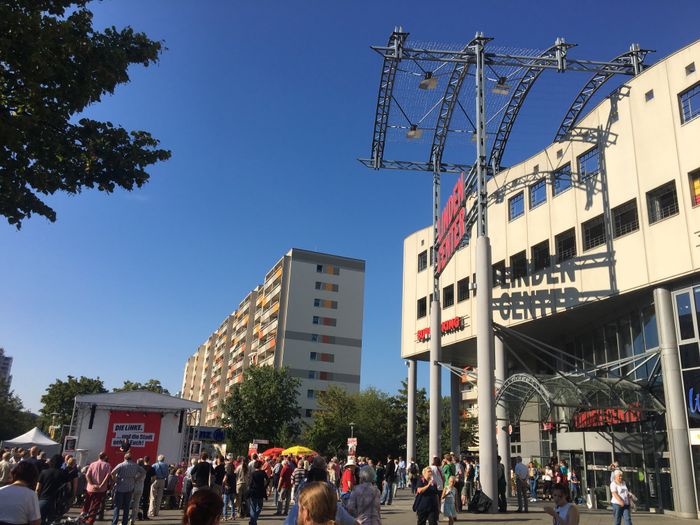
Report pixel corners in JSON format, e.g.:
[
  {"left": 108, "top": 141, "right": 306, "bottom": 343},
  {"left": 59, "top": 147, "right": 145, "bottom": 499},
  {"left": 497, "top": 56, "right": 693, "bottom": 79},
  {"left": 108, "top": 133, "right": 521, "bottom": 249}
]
[{"left": 70, "top": 490, "right": 690, "bottom": 525}]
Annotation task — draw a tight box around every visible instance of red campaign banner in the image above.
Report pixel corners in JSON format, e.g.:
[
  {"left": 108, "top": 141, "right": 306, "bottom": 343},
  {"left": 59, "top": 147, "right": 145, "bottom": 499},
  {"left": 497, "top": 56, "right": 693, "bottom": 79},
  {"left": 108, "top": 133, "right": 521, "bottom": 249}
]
[{"left": 104, "top": 411, "right": 161, "bottom": 462}]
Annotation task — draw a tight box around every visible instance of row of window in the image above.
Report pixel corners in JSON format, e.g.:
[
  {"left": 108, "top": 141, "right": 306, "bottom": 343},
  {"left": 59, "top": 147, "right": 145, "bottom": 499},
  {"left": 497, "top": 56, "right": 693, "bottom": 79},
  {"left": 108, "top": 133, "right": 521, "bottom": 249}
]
[
  {"left": 310, "top": 351, "right": 335, "bottom": 362},
  {"left": 310, "top": 334, "right": 336, "bottom": 344},
  {"left": 508, "top": 149, "right": 600, "bottom": 221},
  {"left": 308, "top": 370, "right": 334, "bottom": 380},
  {"left": 312, "top": 315, "right": 336, "bottom": 326},
  {"left": 315, "top": 281, "right": 339, "bottom": 292},
  {"left": 415, "top": 180, "right": 685, "bottom": 318},
  {"left": 316, "top": 264, "right": 340, "bottom": 275},
  {"left": 314, "top": 298, "right": 338, "bottom": 309}
]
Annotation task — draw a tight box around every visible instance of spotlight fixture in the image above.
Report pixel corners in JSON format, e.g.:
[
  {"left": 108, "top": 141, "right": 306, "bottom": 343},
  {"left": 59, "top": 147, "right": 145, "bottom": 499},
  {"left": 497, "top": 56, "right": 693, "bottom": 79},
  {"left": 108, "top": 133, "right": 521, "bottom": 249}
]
[
  {"left": 492, "top": 76, "right": 511, "bottom": 95},
  {"left": 418, "top": 72, "right": 438, "bottom": 90},
  {"left": 406, "top": 124, "right": 423, "bottom": 139}
]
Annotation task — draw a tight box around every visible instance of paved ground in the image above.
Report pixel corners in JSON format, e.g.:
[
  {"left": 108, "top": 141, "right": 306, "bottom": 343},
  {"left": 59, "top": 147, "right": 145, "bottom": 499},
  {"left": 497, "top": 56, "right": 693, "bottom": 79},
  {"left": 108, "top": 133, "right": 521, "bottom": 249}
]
[{"left": 70, "top": 490, "right": 689, "bottom": 525}]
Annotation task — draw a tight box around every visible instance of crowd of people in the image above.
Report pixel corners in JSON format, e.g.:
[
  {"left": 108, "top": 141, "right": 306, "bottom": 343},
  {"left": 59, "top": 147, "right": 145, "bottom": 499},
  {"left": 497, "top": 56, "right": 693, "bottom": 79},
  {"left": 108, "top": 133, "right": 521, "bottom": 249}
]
[{"left": 0, "top": 444, "right": 637, "bottom": 525}]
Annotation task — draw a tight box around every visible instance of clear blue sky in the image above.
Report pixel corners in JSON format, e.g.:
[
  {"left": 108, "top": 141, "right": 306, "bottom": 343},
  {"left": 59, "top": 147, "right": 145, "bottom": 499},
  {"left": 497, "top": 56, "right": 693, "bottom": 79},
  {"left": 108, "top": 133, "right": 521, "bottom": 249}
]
[{"left": 2, "top": 0, "right": 697, "bottom": 412}]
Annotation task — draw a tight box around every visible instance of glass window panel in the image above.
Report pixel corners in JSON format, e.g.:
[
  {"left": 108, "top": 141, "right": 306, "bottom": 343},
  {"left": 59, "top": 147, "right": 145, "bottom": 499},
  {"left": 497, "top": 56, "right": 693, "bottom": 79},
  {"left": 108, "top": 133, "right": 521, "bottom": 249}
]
[
  {"left": 619, "top": 319, "right": 633, "bottom": 377},
  {"left": 679, "top": 81, "right": 700, "bottom": 124},
  {"left": 631, "top": 312, "right": 646, "bottom": 379},
  {"left": 680, "top": 342, "right": 700, "bottom": 370},
  {"left": 693, "top": 287, "right": 700, "bottom": 335},
  {"left": 509, "top": 192, "right": 525, "bottom": 221},
  {"left": 605, "top": 324, "right": 619, "bottom": 365},
  {"left": 552, "top": 163, "right": 572, "bottom": 196},
  {"left": 643, "top": 305, "right": 659, "bottom": 350},
  {"left": 676, "top": 292, "right": 695, "bottom": 341},
  {"left": 529, "top": 179, "right": 547, "bottom": 209},
  {"left": 683, "top": 368, "right": 700, "bottom": 428}
]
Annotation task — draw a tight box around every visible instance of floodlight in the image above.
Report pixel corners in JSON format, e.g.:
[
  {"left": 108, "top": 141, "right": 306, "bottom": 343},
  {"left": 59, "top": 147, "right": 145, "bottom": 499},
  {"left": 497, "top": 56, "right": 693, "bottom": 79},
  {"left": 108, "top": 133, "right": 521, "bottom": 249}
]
[
  {"left": 492, "top": 76, "right": 511, "bottom": 95},
  {"left": 407, "top": 124, "right": 423, "bottom": 139},
  {"left": 419, "top": 72, "right": 438, "bottom": 90}
]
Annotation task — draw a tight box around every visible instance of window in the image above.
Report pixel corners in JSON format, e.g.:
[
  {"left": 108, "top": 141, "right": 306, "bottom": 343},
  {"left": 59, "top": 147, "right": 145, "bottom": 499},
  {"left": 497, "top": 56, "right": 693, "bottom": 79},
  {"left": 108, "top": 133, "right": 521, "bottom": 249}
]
[
  {"left": 308, "top": 370, "right": 317, "bottom": 379},
  {"left": 418, "top": 250, "right": 428, "bottom": 272},
  {"left": 305, "top": 409, "right": 313, "bottom": 418},
  {"left": 314, "top": 298, "right": 338, "bottom": 309},
  {"left": 556, "top": 149, "right": 563, "bottom": 159},
  {"left": 680, "top": 81, "right": 700, "bottom": 124},
  {"left": 307, "top": 389, "right": 316, "bottom": 399},
  {"left": 508, "top": 191, "right": 524, "bottom": 220},
  {"left": 612, "top": 199, "right": 639, "bottom": 238},
  {"left": 316, "top": 264, "right": 339, "bottom": 275},
  {"left": 531, "top": 240, "right": 550, "bottom": 272},
  {"left": 310, "top": 352, "right": 335, "bottom": 362},
  {"left": 645, "top": 89, "right": 654, "bottom": 102},
  {"left": 647, "top": 181, "right": 679, "bottom": 224},
  {"left": 555, "top": 228, "right": 577, "bottom": 263},
  {"left": 492, "top": 260, "right": 506, "bottom": 287},
  {"left": 583, "top": 214, "right": 606, "bottom": 251},
  {"left": 529, "top": 179, "right": 547, "bottom": 209},
  {"left": 315, "top": 281, "right": 339, "bottom": 292},
  {"left": 443, "top": 284, "right": 454, "bottom": 308},
  {"left": 510, "top": 251, "right": 527, "bottom": 283},
  {"left": 312, "top": 316, "right": 337, "bottom": 326},
  {"left": 687, "top": 63, "right": 696, "bottom": 76},
  {"left": 690, "top": 169, "right": 700, "bottom": 206},
  {"left": 552, "top": 163, "right": 572, "bottom": 196},
  {"left": 577, "top": 148, "right": 599, "bottom": 180},
  {"left": 417, "top": 297, "right": 427, "bottom": 319},
  {"left": 457, "top": 277, "right": 470, "bottom": 302}
]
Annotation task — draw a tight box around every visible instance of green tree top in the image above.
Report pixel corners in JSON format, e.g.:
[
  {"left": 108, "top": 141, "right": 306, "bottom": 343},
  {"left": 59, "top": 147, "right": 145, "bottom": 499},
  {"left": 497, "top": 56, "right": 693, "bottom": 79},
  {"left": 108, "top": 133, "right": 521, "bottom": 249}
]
[
  {"left": 113, "top": 379, "right": 170, "bottom": 395},
  {"left": 0, "top": 378, "right": 35, "bottom": 441},
  {"left": 39, "top": 375, "right": 107, "bottom": 431},
  {"left": 0, "top": 0, "right": 171, "bottom": 228},
  {"left": 221, "top": 366, "right": 301, "bottom": 456}
]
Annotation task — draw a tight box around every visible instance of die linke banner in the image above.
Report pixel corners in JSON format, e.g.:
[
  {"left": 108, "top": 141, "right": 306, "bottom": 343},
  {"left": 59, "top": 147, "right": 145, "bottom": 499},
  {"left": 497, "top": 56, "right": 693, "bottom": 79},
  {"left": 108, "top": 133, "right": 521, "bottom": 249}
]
[{"left": 104, "top": 411, "right": 161, "bottom": 461}]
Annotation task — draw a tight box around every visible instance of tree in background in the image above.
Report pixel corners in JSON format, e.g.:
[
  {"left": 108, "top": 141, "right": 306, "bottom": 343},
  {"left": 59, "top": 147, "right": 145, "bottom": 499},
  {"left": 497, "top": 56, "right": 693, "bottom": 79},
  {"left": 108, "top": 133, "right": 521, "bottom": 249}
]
[
  {"left": 221, "top": 366, "right": 301, "bottom": 456},
  {"left": 113, "top": 379, "right": 170, "bottom": 394},
  {"left": 303, "top": 386, "right": 404, "bottom": 460},
  {"left": 0, "top": 379, "right": 35, "bottom": 440},
  {"left": 0, "top": 0, "right": 171, "bottom": 228},
  {"left": 39, "top": 375, "right": 106, "bottom": 434}
]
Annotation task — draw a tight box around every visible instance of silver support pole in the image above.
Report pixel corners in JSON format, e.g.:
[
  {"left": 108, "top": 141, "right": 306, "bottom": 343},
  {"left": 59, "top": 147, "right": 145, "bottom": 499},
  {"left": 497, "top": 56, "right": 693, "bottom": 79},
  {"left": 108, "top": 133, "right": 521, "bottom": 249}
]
[
  {"left": 450, "top": 371, "right": 461, "bottom": 455},
  {"left": 654, "top": 287, "right": 698, "bottom": 518},
  {"left": 407, "top": 359, "right": 417, "bottom": 462},
  {"left": 429, "top": 166, "right": 442, "bottom": 462},
  {"left": 495, "top": 336, "right": 511, "bottom": 496},
  {"left": 474, "top": 33, "right": 497, "bottom": 513}
]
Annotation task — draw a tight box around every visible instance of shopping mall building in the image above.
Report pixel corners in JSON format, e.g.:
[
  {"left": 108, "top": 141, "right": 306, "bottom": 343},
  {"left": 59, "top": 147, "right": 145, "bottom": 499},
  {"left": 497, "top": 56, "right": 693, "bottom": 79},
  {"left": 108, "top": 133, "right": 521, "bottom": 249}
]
[{"left": 402, "top": 40, "right": 700, "bottom": 516}]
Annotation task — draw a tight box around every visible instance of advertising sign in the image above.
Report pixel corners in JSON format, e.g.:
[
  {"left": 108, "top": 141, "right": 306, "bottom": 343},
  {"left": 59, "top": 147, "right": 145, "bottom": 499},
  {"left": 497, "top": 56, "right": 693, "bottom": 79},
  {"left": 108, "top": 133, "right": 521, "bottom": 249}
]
[
  {"left": 248, "top": 442, "right": 258, "bottom": 458},
  {"left": 416, "top": 316, "right": 464, "bottom": 342},
  {"left": 347, "top": 437, "right": 357, "bottom": 457},
  {"left": 194, "top": 427, "right": 226, "bottom": 442},
  {"left": 63, "top": 436, "right": 77, "bottom": 455},
  {"left": 436, "top": 174, "right": 466, "bottom": 275},
  {"left": 104, "top": 411, "right": 161, "bottom": 461}
]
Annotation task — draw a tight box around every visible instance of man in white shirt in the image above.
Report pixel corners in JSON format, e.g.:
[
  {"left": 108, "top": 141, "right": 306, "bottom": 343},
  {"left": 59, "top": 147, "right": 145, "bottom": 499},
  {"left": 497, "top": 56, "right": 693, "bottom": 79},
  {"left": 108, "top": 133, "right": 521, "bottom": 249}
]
[{"left": 514, "top": 456, "right": 529, "bottom": 513}]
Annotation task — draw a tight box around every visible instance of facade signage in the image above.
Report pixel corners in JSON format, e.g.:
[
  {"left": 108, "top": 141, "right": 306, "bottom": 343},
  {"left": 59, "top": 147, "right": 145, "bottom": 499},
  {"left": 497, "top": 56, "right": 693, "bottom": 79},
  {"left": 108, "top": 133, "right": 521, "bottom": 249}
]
[
  {"left": 417, "top": 316, "right": 464, "bottom": 342},
  {"left": 195, "top": 426, "right": 226, "bottom": 442},
  {"left": 248, "top": 442, "right": 258, "bottom": 458},
  {"left": 436, "top": 174, "right": 466, "bottom": 276},
  {"left": 104, "top": 411, "right": 161, "bottom": 461},
  {"left": 572, "top": 407, "right": 641, "bottom": 429}
]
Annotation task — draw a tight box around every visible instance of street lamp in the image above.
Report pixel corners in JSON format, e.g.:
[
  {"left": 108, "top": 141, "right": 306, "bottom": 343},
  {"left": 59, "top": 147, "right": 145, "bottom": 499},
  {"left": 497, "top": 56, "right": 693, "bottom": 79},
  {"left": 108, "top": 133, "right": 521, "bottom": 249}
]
[{"left": 350, "top": 422, "right": 355, "bottom": 438}]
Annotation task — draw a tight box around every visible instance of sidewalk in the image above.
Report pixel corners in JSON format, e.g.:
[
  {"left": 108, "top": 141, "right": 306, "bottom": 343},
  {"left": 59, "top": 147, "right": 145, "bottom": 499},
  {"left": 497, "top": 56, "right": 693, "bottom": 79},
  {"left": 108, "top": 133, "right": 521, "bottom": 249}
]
[{"left": 73, "top": 489, "right": 689, "bottom": 525}]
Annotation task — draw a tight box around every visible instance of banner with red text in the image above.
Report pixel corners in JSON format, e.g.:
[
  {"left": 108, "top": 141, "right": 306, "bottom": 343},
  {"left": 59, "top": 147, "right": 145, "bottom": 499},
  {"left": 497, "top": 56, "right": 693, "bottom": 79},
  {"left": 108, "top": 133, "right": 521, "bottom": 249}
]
[{"left": 104, "top": 411, "right": 161, "bottom": 462}]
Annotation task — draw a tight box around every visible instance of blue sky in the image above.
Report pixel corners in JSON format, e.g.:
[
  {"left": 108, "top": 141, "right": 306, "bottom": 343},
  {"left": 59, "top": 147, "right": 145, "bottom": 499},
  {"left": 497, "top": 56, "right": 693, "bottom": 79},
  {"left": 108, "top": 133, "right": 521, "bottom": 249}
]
[{"left": 2, "top": 0, "right": 698, "bottom": 412}]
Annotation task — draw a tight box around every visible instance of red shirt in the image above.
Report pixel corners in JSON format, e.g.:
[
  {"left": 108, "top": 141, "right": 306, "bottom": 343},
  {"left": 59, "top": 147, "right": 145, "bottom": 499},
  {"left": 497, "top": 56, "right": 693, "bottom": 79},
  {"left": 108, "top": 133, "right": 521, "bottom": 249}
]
[
  {"left": 341, "top": 468, "right": 355, "bottom": 493},
  {"left": 278, "top": 464, "right": 293, "bottom": 489}
]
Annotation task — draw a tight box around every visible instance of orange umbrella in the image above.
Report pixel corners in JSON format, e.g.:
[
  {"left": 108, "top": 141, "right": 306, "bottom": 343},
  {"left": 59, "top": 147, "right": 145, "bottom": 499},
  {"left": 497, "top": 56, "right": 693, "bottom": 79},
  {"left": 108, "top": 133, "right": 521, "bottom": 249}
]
[{"left": 261, "top": 447, "right": 284, "bottom": 457}]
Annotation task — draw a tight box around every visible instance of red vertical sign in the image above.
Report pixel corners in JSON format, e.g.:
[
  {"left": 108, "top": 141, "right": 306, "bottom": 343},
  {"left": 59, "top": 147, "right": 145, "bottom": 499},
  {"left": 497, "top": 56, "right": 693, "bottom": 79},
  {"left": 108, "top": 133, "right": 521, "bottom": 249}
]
[{"left": 104, "top": 411, "right": 162, "bottom": 461}]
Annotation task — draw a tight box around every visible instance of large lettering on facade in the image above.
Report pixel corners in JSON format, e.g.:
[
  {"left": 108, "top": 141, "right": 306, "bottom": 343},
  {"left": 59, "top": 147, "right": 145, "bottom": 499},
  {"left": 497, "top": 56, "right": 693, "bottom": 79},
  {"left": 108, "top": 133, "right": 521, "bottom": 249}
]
[
  {"left": 416, "top": 316, "right": 464, "bottom": 342},
  {"left": 436, "top": 174, "right": 465, "bottom": 275}
]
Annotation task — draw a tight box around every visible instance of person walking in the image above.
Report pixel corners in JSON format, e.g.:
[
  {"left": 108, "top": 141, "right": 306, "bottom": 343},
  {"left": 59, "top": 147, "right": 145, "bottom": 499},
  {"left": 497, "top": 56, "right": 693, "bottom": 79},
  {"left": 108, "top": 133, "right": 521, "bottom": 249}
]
[
  {"left": 110, "top": 453, "right": 144, "bottom": 525},
  {"left": 462, "top": 458, "right": 475, "bottom": 507},
  {"left": 276, "top": 459, "right": 292, "bottom": 516},
  {"left": 234, "top": 457, "right": 249, "bottom": 519},
  {"left": 497, "top": 456, "right": 507, "bottom": 512},
  {"left": 211, "top": 456, "right": 226, "bottom": 496},
  {"left": 441, "top": 475, "right": 457, "bottom": 525},
  {"left": 140, "top": 457, "right": 155, "bottom": 521},
  {"left": 81, "top": 452, "right": 112, "bottom": 525},
  {"left": 407, "top": 458, "right": 419, "bottom": 495},
  {"left": 570, "top": 469, "right": 580, "bottom": 504},
  {"left": 414, "top": 467, "right": 439, "bottom": 525},
  {"left": 148, "top": 455, "right": 168, "bottom": 517},
  {"left": 381, "top": 456, "right": 396, "bottom": 505},
  {"left": 347, "top": 465, "right": 381, "bottom": 525},
  {"left": 544, "top": 484, "right": 580, "bottom": 525},
  {"left": 528, "top": 462, "right": 539, "bottom": 502},
  {"left": 340, "top": 458, "right": 356, "bottom": 504},
  {"left": 514, "top": 456, "right": 529, "bottom": 512},
  {"left": 610, "top": 470, "right": 633, "bottom": 525},
  {"left": 248, "top": 460, "right": 268, "bottom": 525},
  {"left": 222, "top": 462, "right": 236, "bottom": 521}
]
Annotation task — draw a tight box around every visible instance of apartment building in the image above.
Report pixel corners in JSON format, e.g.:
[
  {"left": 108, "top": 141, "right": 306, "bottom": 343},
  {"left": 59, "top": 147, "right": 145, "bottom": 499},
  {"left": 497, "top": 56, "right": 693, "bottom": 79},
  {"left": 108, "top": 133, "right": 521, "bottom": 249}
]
[{"left": 182, "top": 248, "right": 365, "bottom": 426}]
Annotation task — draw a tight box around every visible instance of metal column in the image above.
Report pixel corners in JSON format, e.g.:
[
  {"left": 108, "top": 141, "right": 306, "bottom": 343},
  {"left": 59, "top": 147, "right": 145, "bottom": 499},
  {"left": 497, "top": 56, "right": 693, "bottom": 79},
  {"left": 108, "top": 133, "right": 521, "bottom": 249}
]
[
  {"left": 407, "top": 359, "right": 417, "bottom": 462},
  {"left": 495, "top": 336, "right": 511, "bottom": 496},
  {"left": 654, "top": 287, "right": 698, "bottom": 518},
  {"left": 474, "top": 33, "right": 497, "bottom": 513},
  {"left": 429, "top": 168, "right": 442, "bottom": 462},
  {"left": 451, "top": 371, "right": 461, "bottom": 455}
]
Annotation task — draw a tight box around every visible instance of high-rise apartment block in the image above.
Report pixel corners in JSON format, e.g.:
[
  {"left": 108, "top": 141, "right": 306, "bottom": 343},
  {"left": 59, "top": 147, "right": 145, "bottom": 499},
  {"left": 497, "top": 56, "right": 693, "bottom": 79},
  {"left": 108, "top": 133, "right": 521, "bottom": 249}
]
[
  {"left": 0, "top": 348, "right": 12, "bottom": 388},
  {"left": 182, "top": 249, "right": 365, "bottom": 426}
]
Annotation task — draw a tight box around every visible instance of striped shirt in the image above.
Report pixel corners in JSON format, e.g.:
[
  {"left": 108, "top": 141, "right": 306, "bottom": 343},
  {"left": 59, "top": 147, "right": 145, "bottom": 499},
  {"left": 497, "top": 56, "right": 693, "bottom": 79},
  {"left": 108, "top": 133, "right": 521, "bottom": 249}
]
[
  {"left": 112, "top": 460, "right": 145, "bottom": 493},
  {"left": 292, "top": 467, "right": 306, "bottom": 488}
]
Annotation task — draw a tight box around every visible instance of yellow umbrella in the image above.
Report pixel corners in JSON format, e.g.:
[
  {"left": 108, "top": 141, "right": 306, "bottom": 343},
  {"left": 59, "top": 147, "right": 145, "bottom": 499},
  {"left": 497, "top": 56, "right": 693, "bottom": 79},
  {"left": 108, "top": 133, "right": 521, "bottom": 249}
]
[{"left": 281, "top": 445, "right": 316, "bottom": 456}]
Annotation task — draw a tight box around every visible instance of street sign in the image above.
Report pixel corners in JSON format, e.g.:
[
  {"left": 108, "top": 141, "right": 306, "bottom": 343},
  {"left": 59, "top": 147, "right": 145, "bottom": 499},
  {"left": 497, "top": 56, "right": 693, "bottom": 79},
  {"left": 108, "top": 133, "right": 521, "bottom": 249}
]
[{"left": 252, "top": 438, "right": 269, "bottom": 445}]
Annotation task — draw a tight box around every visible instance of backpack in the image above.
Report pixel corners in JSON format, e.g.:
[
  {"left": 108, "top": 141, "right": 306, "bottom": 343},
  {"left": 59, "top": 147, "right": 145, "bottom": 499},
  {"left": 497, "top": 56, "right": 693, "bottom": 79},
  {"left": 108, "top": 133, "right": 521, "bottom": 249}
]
[{"left": 468, "top": 490, "right": 492, "bottom": 513}]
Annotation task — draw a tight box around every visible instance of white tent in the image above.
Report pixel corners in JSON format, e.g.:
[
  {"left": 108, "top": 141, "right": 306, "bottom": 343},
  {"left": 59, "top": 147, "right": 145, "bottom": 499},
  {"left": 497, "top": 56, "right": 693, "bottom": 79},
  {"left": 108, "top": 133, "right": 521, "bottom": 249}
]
[{"left": 1, "top": 427, "right": 61, "bottom": 456}]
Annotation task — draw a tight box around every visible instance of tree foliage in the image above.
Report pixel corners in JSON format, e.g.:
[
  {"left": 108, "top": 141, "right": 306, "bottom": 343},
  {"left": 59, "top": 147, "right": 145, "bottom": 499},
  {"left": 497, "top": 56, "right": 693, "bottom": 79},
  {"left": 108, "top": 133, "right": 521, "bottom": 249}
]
[
  {"left": 0, "top": 0, "right": 171, "bottom": 228},
  {"left": 221, "top": 366, "right": 301, "bottom": 456},
  {"left": 39, "top": 375, "right": 106, "bottom": 432},
  {"left": 0, "top": 379, "right": 35, "bottom": 441},
  {"left": 113, "top": 379, "right": 169, "bottom": 395}
]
